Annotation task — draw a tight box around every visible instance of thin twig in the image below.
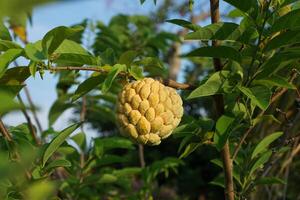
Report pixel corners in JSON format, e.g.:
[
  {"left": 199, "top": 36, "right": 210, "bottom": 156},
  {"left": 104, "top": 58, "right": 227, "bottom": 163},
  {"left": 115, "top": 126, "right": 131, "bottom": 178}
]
[
  {"left": 17, "top": 94, "right": 40, "bottom": 145},
  {"left": 49, "top": 66, "right": 195, "bottom": 90},
  {"left": 0, "top": 118, "right": 13, "bottom": 141},
  {"left": 138, "top": 144, "right": 145, "bottom": 168},
  {"left": 49, "top": 66, "right": 110, "bottom": 73},
  {"left": 80, "top": 96, "right": 87, "bottom": 133},
  {"left": 270, "top": 70, "right": 297, "bottom": 104},
  {"left": 232, "top": 70, "right": 298, "bottom": 160},
  {"left": 232, "top": 126, "right": 254, "bottom": 160},
  {"left": 24, "top": 86, "right": 43, "bottom": 133},
  {"left": 159, "top": 78, "right": 196, "bottom": 90},
  {"left": 210, "top": 0, "right": 234, "bottom": 199}
]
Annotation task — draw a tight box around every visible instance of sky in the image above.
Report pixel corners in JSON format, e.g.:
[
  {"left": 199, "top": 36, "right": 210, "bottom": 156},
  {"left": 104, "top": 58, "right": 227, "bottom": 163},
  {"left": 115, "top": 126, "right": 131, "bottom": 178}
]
[{"left": 3, "top": 0, "right": 230, "bottom": 140}]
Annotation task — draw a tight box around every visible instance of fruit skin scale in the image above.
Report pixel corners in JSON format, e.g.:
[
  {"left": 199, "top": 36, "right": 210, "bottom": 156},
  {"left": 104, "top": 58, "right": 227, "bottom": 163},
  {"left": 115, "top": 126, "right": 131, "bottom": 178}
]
[{"left": 116, "top": 78, "right": 183, "bottom": 145}]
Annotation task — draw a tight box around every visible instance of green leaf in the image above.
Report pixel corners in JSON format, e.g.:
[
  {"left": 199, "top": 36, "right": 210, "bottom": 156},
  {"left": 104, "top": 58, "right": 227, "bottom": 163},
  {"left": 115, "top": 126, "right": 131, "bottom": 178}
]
[
  {"left": 71, "top": 132, "right": 86, "bottom": 150},
  {"left": 227, "top": 9, "right": 245, "bottom": 18},
  {"left": 134, "top": 57, "right": 164, "bottom": 68},
  {"left": 0, "top": 49, "right": 23, "bottom": 78},
  {"left": 250, "top": 150, "right": 272, "bottom": 175},
  {"left": 72, "top": 74, "right": 105, "bottom": 102},
  {"left": 29, "top": 61, "right": 37, "bottom": 78},
  {"left": 96, "top": 154, "right": 127, "bottom": 166},
  {"left": 0, "top": 40, "right": 22, "bottom": 51},
  {"left": 0, "top": 67, "right": 30, "bottom": 97},
  {"left": 264, "top": 30, "right": 300, "bottom": 51},
  {"left": 185, "top": 22, "right": 256, "bottom": 44},
  {"left": 0, "top": 66, "right": 30, "bottom": 86},
  {"left": 253, "top": 115, "right": 281, "bottom": 126},
  {"left": 251, "top": 132, "right": 283, "bottom": 159},
  {"left": 48, "top": 96, "right": 73, "bottom": 126},
  {"left": 42, "top": 26, "right": 84, "bottom": 55},
  {"left": 238, "top": 86, "right": 271, "bottom": 110},
  {"left": 25, "top": 181, "right": 55, "bottom": 200},
  {"left": 99, "top": 48, "right": 116, "bottom": 65},
  {"left": 179, "top": 143, "right": 200, "bottom": 159},
  {"left": 187, "top": 71, "right": 229, "bottom": 99},
  {"left": 98, "top": 174, "right": 117, "bottom": 184},
  {"left": 210, "top": 175, "right": 225, "bottom": 188},
  {"left": 53, "top": 53, "right": 99, "bottom": 65},
  {"left": 0, "top": 23, "right": 11, "bottom": 40},
  {"left": 44, "top": 159, "right": 71, "bottom": 171},
  {"left": 113, "top": 167, "right": 142, "bottom": 177},
  {"left": 166, "top": 19, "right": 201, "bottom": 31},
  {"left": 223, "top": 0, "right": 258, "bottom": 17},
  {"left": 24, "top": 41, "right": 46, "bottom": 62},
  {"left": 214, "top": 115, "right": 235, "bottom": 150},
  {"left": 257, "top": 50, "right": 300, "bottom": 78},
  {"left": 129, "top": 65, "right": 144, "bottom": 80},
  {"left": 0, "top": 91, "right": 21, "bottom": 115},
  {"left": 253, "top": 75, "right": 296, "bottom": 89},
  {"left": 184, "top": 46, "right": 242, "bottom": 63},
  {"left": 94, "top": 137, "right": 134, "bottom": 151},
  {"left": 147, "top": 157, "right": 183, "bottom": 180},
  {"left": 102, "top": 64, "right": 127, "bottom": 93},
  {"left": 42, "top": 123, "right": 81, "bottom": 166},
  {"left": 118, "top": 50, "right": 138, "bottom": 67},
  {"left": 54, "top": 39, "right": 90, "bottom": 55},
  {"left": 270, "top": 9, "right": 300, "bottom": 34},
  {"left": 254, "top": 177, "right": 286, "bottom": 185}
]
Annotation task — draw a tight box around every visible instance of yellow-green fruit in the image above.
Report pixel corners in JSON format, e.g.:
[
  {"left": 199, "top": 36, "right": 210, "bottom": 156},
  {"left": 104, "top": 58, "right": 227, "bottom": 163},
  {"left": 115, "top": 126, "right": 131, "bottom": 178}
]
[{"left": 116, "top": 78, "right": 183, "bottom": 145}]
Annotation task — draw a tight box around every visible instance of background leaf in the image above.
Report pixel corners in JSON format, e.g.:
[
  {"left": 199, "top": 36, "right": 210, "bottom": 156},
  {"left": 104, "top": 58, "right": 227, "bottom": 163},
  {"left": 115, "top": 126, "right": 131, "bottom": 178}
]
[
  {"left": 0, "top": 49, "right": 23, "bottom": 78},
  {"left": 251, "top": 132, "right": 283, "bottom": 159},
  {"left": 214, "top": 115, "right": 234, "bottom": 150},
  {"left": 238, "top": 86, "right": 272, "bottom": 110},
  {"left": 42, "top": 123, "right": 81, "bottom": 166},
  {"left": 185, "top": 46, "right": 242, "bottom": 63},
  {"left": 102, "top": 64, "right": 126, "bottom": 93},
  {"left": 187, "top": 71, "right": 229, "bottom": 99},
  {"left": 72, "top": 73, "right": 105, "bottom": 101},
  {"left": 42, "top": 26, "right": 83, "bottom": 55}
]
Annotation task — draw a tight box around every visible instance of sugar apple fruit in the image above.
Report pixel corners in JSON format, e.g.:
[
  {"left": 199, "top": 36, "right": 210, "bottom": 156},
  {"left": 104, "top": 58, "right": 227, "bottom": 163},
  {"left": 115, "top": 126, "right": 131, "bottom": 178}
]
[{"left": 116, "top": 78, "right": 183, "bottom": 145}]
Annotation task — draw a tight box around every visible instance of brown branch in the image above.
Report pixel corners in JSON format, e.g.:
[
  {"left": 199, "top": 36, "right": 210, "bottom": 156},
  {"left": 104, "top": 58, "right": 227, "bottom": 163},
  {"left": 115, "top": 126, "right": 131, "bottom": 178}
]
[
  {"left": 24, "top": 86, "right": 43, "bottom": 133},
  {"left": 232, "top": 126, "right": 254, "bottom": 160},
  {"left": 0, "top": 118, "right": 13, "bottom": 141},
  {"left": 159, "top": 78, "right": 196, "bottom": 90},
  {"left": 270, "top": 70, "right": 297, "bottom": 104},
  {"left": 138, "top": 144, "right": 146, "bottom": 168},
  {"left": 210, "top": 0, "right": 234, "bottom": 199},
  {"left": 232, "top": 70, "right": 298, "bottom": 160},
  {"left": 49, "top": 66, "right": 195, "bottom": 90},
  {"left": 49, "top": 66, "right": 109, "bottom": 73},
  {"left": 280, "top": 141, "right": 300, "bottom": 173},
  {"left": 0, "top": 118, "right": 31, "bottom": 179},
  {"left": 17, "top": 94, "right": 40, "bottom": 145}
]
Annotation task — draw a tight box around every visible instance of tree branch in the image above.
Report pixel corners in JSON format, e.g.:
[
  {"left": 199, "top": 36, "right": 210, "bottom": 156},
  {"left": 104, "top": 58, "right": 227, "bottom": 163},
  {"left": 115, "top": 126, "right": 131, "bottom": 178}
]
[
  {"left": 49, "top": 66, "right": 109, "bottom": 73},
  {"left": 17, "top": 94, "right": 40, "bottom": 145},
  {"left": 138, "top": 144, "right": 146, "bottom": 168},
  {"left": 210, "top": 0, "right": 234, "bottom": 199},
  {"left": 0, "top": 118, "right": 13, "bottom": 141},
  {"left": 24, "top": 86, "right": 43, "bottom": 133},
  {"left": 49, "top": 66, "right": 195, "bottom": 90}
]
